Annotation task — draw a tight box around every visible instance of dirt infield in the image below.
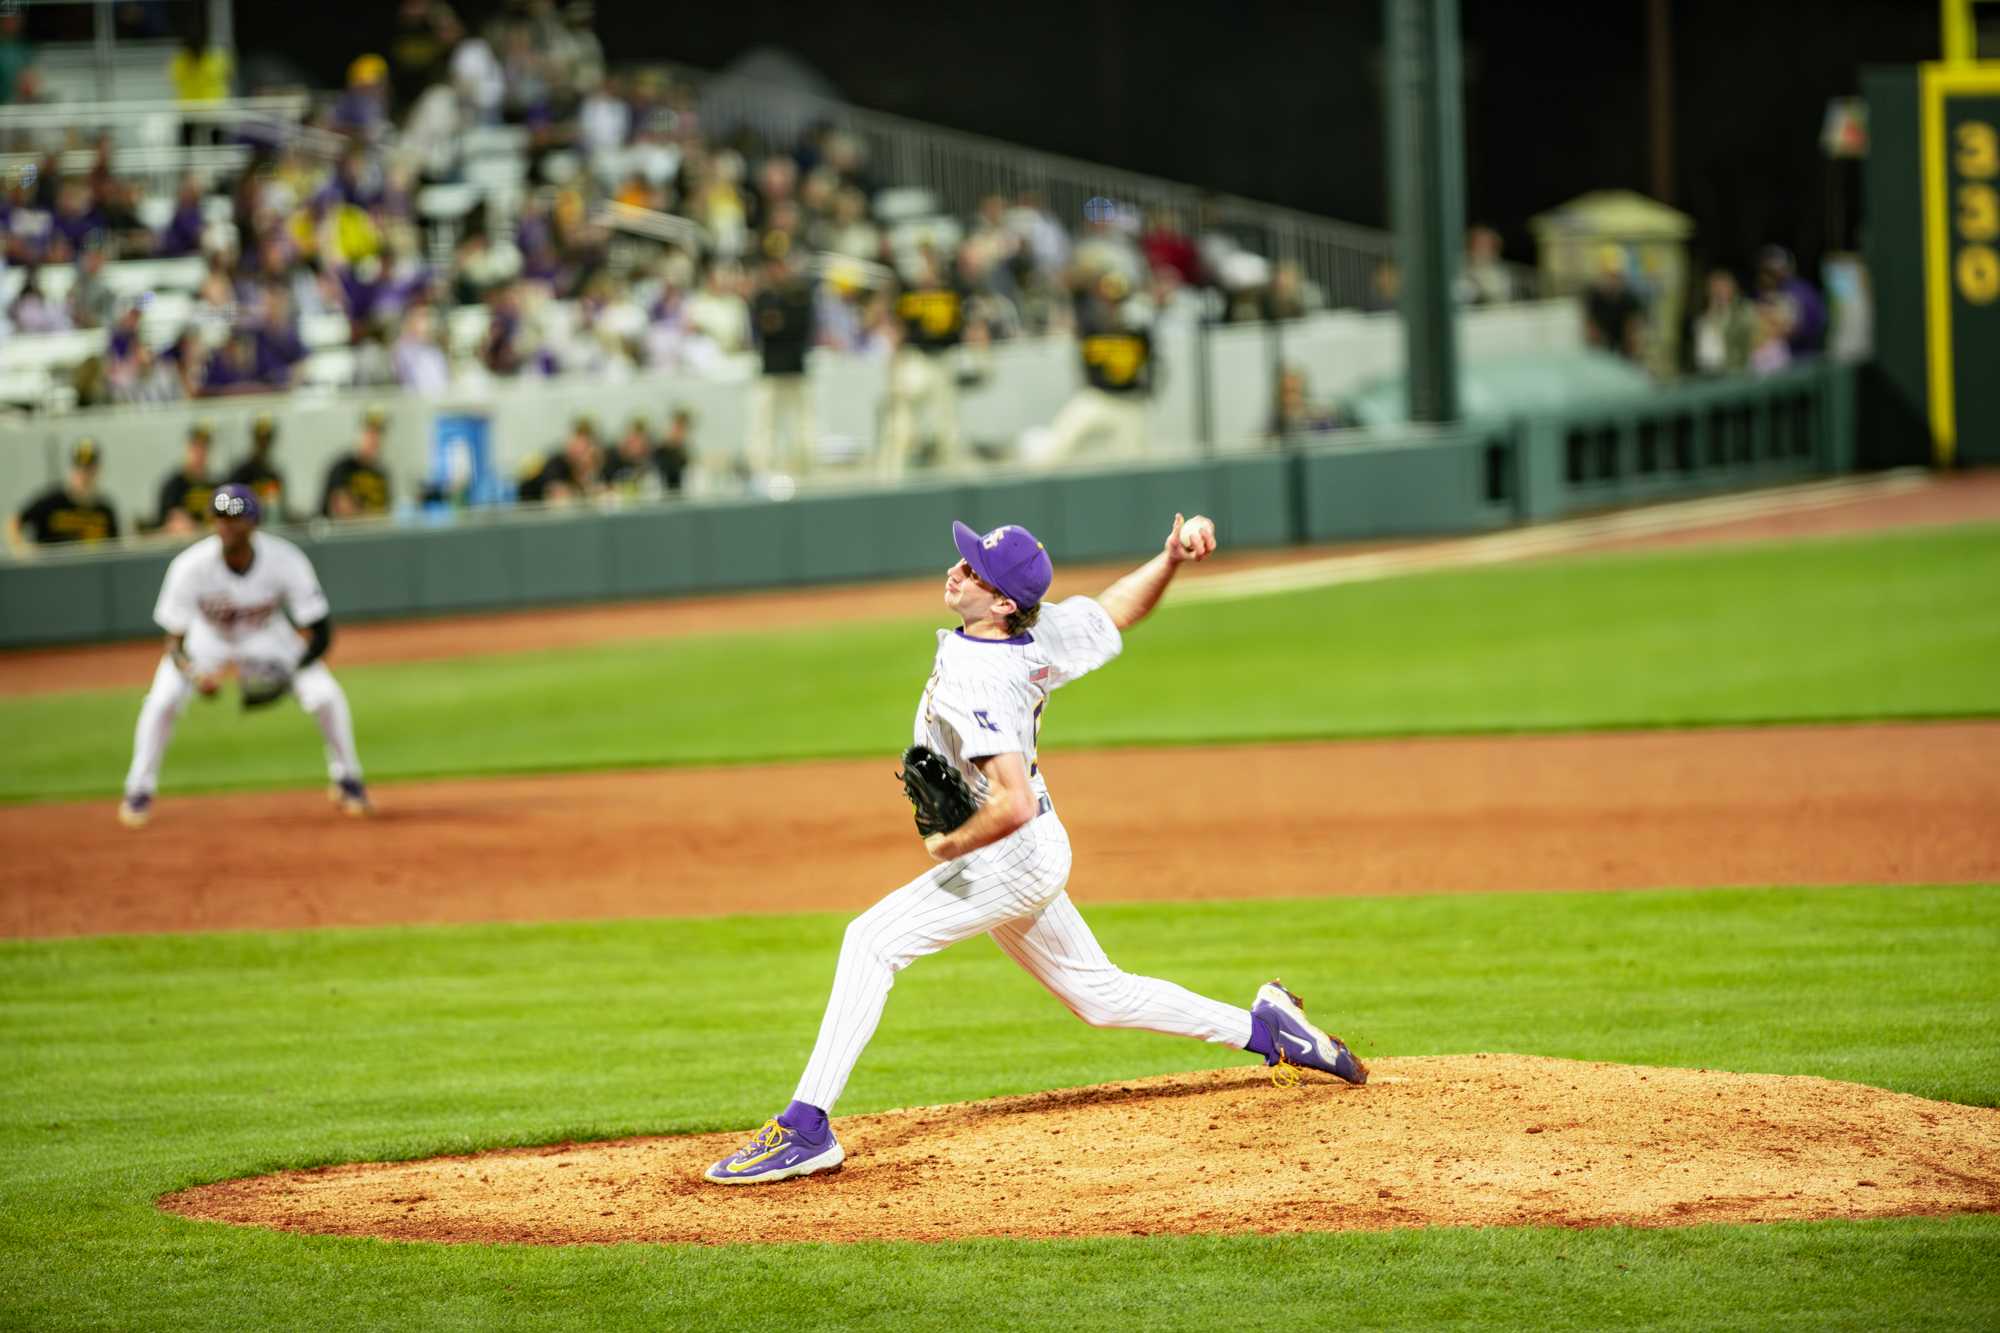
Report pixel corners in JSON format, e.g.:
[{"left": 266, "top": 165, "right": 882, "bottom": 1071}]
[
  {"left": 160, "top": 1054, "right": 2000, "bottom": 1245},
  {"left": 6, "top": 469, "right": 1995, "bottom": 699},
  {"left": 5, "top": 721, "right": 1995, "bottom": 938}
]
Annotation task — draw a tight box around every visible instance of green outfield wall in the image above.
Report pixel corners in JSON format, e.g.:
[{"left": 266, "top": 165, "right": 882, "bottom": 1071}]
[{"left": 0, "top": 363, "right": 1853, "bottom": 649}]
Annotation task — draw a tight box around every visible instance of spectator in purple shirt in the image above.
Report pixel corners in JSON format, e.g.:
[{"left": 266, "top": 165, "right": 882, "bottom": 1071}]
[
  {"left": 105, "top": 302, "right": 148, "bottom": 396},
  {"left": 9, "top": 268, "right": 70, "bottom": 333},
  {"left": 106, "top": 302, "right": 144, "bottom": 363},
  {"left": 333, "top": 145, "right": 386, "bottom": 210},
  {"left": 157, "top": 176, "right": 206, "bottom": 258},
  {"left": 202, "top": 326, "right": 267, "bottom": 394},
  {"left": 333, "top": 55, "right": 390, "bottom": 142},
  {"left": 253, "top": 287, "right": 308, "bottom": 385},
  {"left": 3, "top": 205, "right": 51, "bottom": 264},
  {"left": 1756, "top": 246, "right": 1827, "bottom": 358},
  {"left": 334, "top": 257, "right": 387, "bottom": 325},
  {"left": 50, "top": 179, "right": 108, "bottom": 254}
]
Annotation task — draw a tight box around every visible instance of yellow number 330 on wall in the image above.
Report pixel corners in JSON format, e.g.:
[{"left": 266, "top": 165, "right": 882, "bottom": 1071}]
[
  {"left": 1956, "top": 122, "right": 2000, "bottom": 305},
  {"left": 1957, "top": 121, "right": 1999, "bottom": 178}
]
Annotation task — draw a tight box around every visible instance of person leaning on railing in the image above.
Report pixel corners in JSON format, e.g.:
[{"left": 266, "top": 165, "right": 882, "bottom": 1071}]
[
  {"left": 8, "top": 439, "right": 119, "bottom": 551},
  {"left": 321, "top": 404, "right": 393, "bottom": 520},
  {"left": 226, "top": 414, "right": 292, "bottom": 523},
  {"left": 154, "top": 421, "right": 218, "bottom": 536},
  {"left": 517, "top": 415, "right": 606, "bottom": 506}
]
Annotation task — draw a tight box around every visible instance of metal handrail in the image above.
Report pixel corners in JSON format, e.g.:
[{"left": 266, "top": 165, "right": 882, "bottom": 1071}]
[
  {"left": 0, "top": 94, "right": 311, "bottom": 128},
  {"left": 0, "top": 95, "right": 342, "bottom": 159},
  {"left": 592, "top": 200, "right": 711, "bottom": 251},
  {"left": 0, "top": 144, "right": 252, "bottom": 177}
]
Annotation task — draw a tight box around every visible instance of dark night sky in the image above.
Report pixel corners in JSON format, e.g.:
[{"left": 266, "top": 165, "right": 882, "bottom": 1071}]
[{"left": 234, "top": 0, "right": 1941, "bottom": 280}]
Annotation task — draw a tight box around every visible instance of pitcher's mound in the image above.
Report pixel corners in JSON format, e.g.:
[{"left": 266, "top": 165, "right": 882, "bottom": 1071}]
[{"left": 162, "top": 1055, "right": 2000, "bottom": 1245}]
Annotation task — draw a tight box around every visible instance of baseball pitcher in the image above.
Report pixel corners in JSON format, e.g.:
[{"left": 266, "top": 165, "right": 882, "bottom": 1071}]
[{"left": 705, "top": 514, "right": 1366, "bottom": 1185}]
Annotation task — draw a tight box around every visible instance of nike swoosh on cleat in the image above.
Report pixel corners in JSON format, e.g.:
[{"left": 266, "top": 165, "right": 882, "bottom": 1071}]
[
  {"left": 1283, "top": 1031, "right": 1312, "bottom": 1053},
  {"left": 727, "top": 1144, "right": 789, "bottom": 1172}
]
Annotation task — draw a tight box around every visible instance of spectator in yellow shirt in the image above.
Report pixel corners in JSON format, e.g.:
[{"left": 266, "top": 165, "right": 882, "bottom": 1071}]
[{"left": 168, "top": 20, "right": 232, "bottom": 104}]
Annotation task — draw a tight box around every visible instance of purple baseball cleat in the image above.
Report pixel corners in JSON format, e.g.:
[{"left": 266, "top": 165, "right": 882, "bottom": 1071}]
[
  {"left": 704, "top": 1104, "right": 844, "bottom": 1185},
  {"left": 1251, "top": 979, "right": 1368, "bottom": 1084},
  {"left": 330, "top": 778, "right": 373, "bottom": 817}
]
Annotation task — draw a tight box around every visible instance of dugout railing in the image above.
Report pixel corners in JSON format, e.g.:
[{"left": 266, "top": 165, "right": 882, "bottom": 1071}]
[{"left": 0, "top": 361, "right": 1856, "bottom": 649}]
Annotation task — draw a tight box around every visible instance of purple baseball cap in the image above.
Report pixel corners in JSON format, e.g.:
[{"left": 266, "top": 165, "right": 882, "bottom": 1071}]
[
  {"left": 953, "top": 520, "right": 1052, "bottom": 608},
  {"left": 211, "top": 483, "right": 262, "bottom": 522}
]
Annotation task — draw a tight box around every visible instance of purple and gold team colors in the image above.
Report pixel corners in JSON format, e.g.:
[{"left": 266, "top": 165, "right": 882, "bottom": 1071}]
[
  {"left": 704, "top": 1107, "right": 846, "bottom": 1185},
  {"left": 706, "top": 520, "right": 1365, "bottom": 1186},
  {"left": 1251, "top": 980, "right": 1370, "bottom": 1084}
]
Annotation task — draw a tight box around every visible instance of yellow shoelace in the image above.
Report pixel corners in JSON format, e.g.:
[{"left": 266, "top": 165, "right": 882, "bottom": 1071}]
[{"left": 1269, "top": 1050, "right": 1304, "bottom": 1090}]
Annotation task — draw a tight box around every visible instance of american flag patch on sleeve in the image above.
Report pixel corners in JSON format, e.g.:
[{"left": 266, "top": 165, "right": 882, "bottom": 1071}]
[{"left": 1029, "top": 666, "right": 1050, "bottom": 684}]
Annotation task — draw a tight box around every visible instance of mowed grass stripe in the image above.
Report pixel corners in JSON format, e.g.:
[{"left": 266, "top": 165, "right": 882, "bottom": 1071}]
[
  {"left": 3, "top": 522, "right": 1997, "bottom": 802},
  {"left": 1, "top": 886, "right": 1995, "bottom": 1330}
]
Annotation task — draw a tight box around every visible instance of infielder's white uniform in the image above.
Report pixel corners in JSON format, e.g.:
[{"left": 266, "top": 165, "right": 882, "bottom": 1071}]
[
  {"left": 792, "top": 594, "right": 1255, "bottom": 1112},
  {"left": 124, "top": 532, "right": 363, "bottom": 797}
]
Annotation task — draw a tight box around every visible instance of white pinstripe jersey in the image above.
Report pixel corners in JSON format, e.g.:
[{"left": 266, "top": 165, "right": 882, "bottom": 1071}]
[
  {"left": 916, "top": 595, "right": 1123, "bottom": 810},
  {"left": 154, "top": 532, "right": 329, "bottom": 642}
]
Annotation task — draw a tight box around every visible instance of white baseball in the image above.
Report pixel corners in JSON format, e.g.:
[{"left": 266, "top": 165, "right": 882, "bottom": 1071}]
[{"left": 1180, "top": 516, "right": 1215, "bottom": 551}]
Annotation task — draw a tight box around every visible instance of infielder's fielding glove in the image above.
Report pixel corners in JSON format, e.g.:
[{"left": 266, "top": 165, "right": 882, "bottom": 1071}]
[
  {"left": 897, "top": 745, "right": 978, "bottom": 838},
  {"left": 238, "top": 660, "right": 294, "bottom": 710}
]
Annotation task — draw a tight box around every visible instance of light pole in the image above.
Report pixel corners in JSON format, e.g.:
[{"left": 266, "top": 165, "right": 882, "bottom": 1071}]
[{"left": 1385, "top": 0, "right": 1466, "bottom": 424}]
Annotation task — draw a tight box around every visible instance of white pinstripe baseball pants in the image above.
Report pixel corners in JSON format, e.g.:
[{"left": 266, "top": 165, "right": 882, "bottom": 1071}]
[
  {"left": 123, "top": 633, "right": 363, "bottom": 799},
  {"left": 793, "top": 811, "right": 1254, "bottom": 1112}
]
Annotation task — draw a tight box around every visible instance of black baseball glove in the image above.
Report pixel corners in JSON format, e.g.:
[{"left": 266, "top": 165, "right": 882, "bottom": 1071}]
[
  {"left": 896, "top": 745, "right": 978, "bottom": 838},
  {"left": 238, "top": 659, "right": 294, "bottom": 710}
]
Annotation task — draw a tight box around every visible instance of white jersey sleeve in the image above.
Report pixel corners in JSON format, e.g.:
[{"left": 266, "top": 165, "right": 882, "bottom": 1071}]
[
  {"left": 1032, "top": 595, "right": 1123, "bottom": 688},
  {"left": 273, "top": 539, "right": 331, "bottom": 625},
  {"left": 152, "top": 540, "right": 210, "bottom": 635}
]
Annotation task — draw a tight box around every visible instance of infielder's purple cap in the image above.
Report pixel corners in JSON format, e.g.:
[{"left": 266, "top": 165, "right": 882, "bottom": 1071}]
[
  {"left": 212, "top": 483, "right": 262, "bottom": 521},
  {"left": 953, "top": 520, "right": 1052, "bottom": 608}
]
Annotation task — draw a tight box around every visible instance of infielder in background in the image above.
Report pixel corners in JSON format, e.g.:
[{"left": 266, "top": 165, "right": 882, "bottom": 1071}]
[
  {"left": 706, "top": 513, "right": 1366, "bottom": 1185},
  {"left": 118, "top": 484, "right": 370, "bottom": 829}
]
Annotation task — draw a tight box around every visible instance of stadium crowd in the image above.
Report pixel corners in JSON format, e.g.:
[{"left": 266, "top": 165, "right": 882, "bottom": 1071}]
[
  {"left": 2, "top": 0, "right": 1833, "bottom": 548},
  {"left": 1, "top": 0, "right": 1325, "bottom": 419}
]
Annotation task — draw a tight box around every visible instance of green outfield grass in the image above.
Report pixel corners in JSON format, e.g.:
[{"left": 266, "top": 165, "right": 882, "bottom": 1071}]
[
  {"left": 3, "top": 522, "right": 1998, "bottom": 802},
  {"left": 3, "top": 886, "right": 1996, "bottom": 1331}
]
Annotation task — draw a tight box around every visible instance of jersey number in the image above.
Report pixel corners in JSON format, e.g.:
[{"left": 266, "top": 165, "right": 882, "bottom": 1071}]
[{"left": 973, "top": 709, "right": 1001, "bottom": 732}]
